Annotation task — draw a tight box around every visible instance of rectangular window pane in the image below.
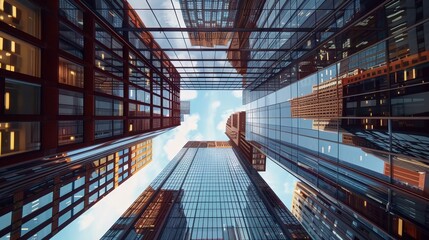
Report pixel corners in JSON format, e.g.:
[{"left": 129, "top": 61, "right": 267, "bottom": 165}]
[
  {"left": 58, "top": 211, "right": 71, "bottom": 226},
  {"left": 0, "top": 0, "right": 40, "bottom": 37},
  {"left": 59, "top": 0, "right": 83, "bottom": 28},
  {"left": 0, "top": 212, "right": 11, "bottom": 231},
  {"left": 21, "top": 208, "right": 52, "bottom": 235},
  {"left": 59, "top": 89, "right": 83, "bottom": 115},
  {"left": 0, "top": 121, "right": 40, "bottom": 157},
  {"left": 95, "top": 96, "right": 112, "bottom": 116},
  {"left": 4, "top": 79, "right": 40, "bottom": 114},
  {"left": 95, "top": 120, "right": 112, "bottom": 139},
  {"left": 59, "top": 22, "right": 83, "bottom": 59},
  {"left": 22, "top": 192, "right": 53, "bottom": 217},
  {"left": 113, "top": 120, "right": 123, "bottom": 136},
  {"left": 59, "top": 58, "right": 84, "bottom": 87},
  {"left": 58, "top": 120, "right": 83, "bottom": 145},
  {"left": 0, "top": 31, "right": 40, "bottom": 76}
]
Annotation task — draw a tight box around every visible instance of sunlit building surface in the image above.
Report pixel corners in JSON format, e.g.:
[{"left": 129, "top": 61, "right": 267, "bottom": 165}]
[
  {"left": 180, "top": 101, "right": 190, "bottom": 122},
  {"left": 179, "top": 0, "right": 238, "bottom": 47},
  {"left": 225, "top": 111, "right": 266, "bottom": 171},
  {"left": 103, "top": 141, "right": 309, "bottom": 239},
  {"left": 0, "top": 137, "right": 153, "bottom": 239},
  {"left": 291, "top": 181, "right": 382, "bottom": 240},
  {"left": 244, "top": 0, "right": 429, "bottom": 239},
  {"left": 0, "top": 0, "right": 181, "bottom": 167}
]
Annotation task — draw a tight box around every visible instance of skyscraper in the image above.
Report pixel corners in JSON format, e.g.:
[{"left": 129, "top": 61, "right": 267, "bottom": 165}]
[
  {"left": 0, "top": 0, "right": 181, "bottom": 167},
  {"left": 103, "top": 141, "right": 309, "bottom": 239},
  {"left": 291, "top": 181, "right": 382, "bottom": 240},
  {"left": 243, "top": 0, "right": 429, "bottom": 239},
  {"left": 0, "top": 0, "right": 180, "bottom": 239},
  {"left": 225, "top": 111, "right": 266, "bottom": 171},
  {"left": 180, "top": 101, "right": 191, "bottom": 122},
  {"left": 0, "top": 136, "right": 155, "bottom": 239}
]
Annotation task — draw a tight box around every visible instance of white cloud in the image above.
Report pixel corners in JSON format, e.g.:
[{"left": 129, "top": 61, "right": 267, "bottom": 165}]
[
  {"left": 78, "top": 213, "right": 95, "bottom": 231},
  {"left": 164, "top": 114, "right": 200, "bottom": 159},
  {"left": 283, "top": 182, "right": 293, "bottom": 194},
  {"left": 211, "top": 101, "right": 221, "bottom": 110},
  {"left": 180, "top": 90, "right": 198, "bottom": 101},
  {"left": 232, "top": 90, "right": 242, "bottom": 98},
  {"left": 216, "top": 106, "right": 245, "bottom": 131}
]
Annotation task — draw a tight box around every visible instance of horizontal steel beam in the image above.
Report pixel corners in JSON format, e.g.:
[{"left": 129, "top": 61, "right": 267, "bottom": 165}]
[
  {"left": 179, "top": 71, "right": 259, "bottom": 75},
  {"left": 170, "top": 59, "right": 278, "bottom": 61},
  {"left": 117, "top": 27, "right": 340, "bottom": 32},
  {"left": 175, "top": 66, "right": 272, "bottom": 69},
  {"left": 181, "top": 77, "right": 255, "bottom": 79},
  {"left": 145, "top": 48, "right": 296, "bottom": 51}
]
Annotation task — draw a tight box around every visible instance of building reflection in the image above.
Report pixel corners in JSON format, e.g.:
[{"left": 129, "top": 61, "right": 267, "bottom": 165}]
[
  {"left": 226, "top": 111, "right": 266, "bottom": 171},
  {"left": 0, "top": 137, "right": 153, "bottom": 239},
  {"left": 103, "top": 141, "right": 309, "bottom": 239},
  {"left": 240, "top": 8, "right": 429, "bottom": 235}
]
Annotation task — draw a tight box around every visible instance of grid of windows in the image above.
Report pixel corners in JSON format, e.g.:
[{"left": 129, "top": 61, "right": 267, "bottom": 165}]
[
  {"left": 103, "top": 143, "right": 307, "bottom": 239},
  {"left": 244, "top": 1, "right": 429, "bottom": 237},
  {"left": 0, "top": 138, "right": 153, "bottom": 239}
]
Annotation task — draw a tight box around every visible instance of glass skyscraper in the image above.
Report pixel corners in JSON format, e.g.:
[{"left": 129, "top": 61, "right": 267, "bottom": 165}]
[
  {"left": 103, "top": 141, "right": 309, "bottom": 239},
  {"left": 243, "top": 0, "right": 429, "bottom": 239}
]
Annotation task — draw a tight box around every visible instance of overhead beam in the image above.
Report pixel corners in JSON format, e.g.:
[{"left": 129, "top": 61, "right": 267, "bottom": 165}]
[
  {"left": 141, "top": 48, "right": 299, "bottom": 51},
  {"left": 117, "top": 27, "right": 340, "bottom": 32}
]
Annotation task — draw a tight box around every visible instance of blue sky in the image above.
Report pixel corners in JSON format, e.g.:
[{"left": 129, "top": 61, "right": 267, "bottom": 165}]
[{"left": 54, "top": 90, "right": 299, "bottom": 240}]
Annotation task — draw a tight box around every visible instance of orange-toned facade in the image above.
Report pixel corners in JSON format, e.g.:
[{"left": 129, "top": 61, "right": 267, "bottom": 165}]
[
  {"left": 0, "top": 138, "right": 153, "bottom": 239},
  {"left": 0, "top": 0, "right": 180, "bottom": 167},
  {"left": 225, "top": 111, "right": 266, "bottom": 171}
]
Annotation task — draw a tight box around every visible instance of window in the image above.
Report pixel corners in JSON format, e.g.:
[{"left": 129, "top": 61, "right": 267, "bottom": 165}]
[
  {"left": 0, "top": 0, "right": 41, "bottom": 37},
  {"left": 21, "top": 208, "right": 52, "bottom": 236},
  {"left": 0, "top": 212, "right": 11, "bottom": 232},
  {"left": 0, "top": 121, "right": 40, "bottom": 157},
  {"left": 95, "top": 96, "right": 123, "bottom": 116},
  {"left": 95, "top": 120, "right": 112, "bottom": 139},
  {"left": 22, "top": 192, "right": 53, "bottom": 217},
  {"left": 95, "top": 71, "right": 123, "bottom": 97},
  {"left": 59, "top": 22, "right": 84, "bottom": 59},
  {"left": 59, "top": 89, "right": 83, "bottom": 115},
  {"left": 58, "top": 211, "right": 71, "bottom": 226},
  {"left": 58, "top": 120, "right": 83, "bottom": 145},
  {"left": 59, "top": 58, "right": 84, "bottom": 87},
  {"left": 0, "top": 32, "right": 40, "bottom": 76},
  {"left": 4, "top": 79, "right": 40, "bottom": 114},
  {"left": 59, "top": 0, "right": 83, "bottom": 28},
  {"left": 60, "top": 182, "right": 72, "bottom": 197}
]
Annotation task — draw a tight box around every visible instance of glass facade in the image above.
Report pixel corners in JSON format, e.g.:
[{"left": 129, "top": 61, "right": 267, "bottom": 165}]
[
  {"left": 0, "top": 137, "right": 153, "bottom": 239},
  {"left": 103, "top": 141, "right": 308, "bottom": 240},
  {"left": 244, "top": 0, "right": 429, "bottom": 239},
  {"left": 0, "top": 0, "right": 180, "bottom": 163}
]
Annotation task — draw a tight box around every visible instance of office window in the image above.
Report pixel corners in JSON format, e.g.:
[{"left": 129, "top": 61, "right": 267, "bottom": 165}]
[
  {"left": 22, "top": 192, "right": 53, "bottom": 217},
  {"left": 58, "top": 120, "right": 83, "bottom": 146},
  {"left": 21, "top": 208, "right": 52, "bottom": 236},
  {"left": 0, "top": 121, "right": 40, "bottom": 157},
  {"left": 0, "top": 0, "right": 40, "bottom": 37},
  {"left": 58, "top": 211, "right": 71, "bottom": 226},
  {"left": 59, "top": 22, "right": 84, "bottom": 59},
  {"left": 4, "top": 79, "right": 40, "bottom": 114},
  {"left": 59, "top": 89, "right": 83, "bottom": 115},
  {"left": 94, "top": 71, "right": 123, "bottom": 97},
  {"left": 59, "top": 58, "right": 84, "bottom": 87},
  {"left": 59, "top": 0, "right": 83, "bottom": 28},
  {"left": 95, "top": 120, "right": 112, "bottom": 139},
  {"left": 73, "top": 202, "right": 84, "bottom": 215},
  {"left": 0, "top": 212, "right": 11, "bottom": 232},
  {"left": 0, "top": 32, "right": 40, "bottom": 76},
  {"left": 30, "top": 223, "right": 51, "bottom": 240},
  {"left": 113, "top": 120, "right": 123, "bottom": 136}
]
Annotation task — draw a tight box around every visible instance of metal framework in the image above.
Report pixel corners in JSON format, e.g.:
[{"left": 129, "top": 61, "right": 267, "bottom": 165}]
[{"left": 98, "top": 0, "right": 372, "bottom": 90}]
